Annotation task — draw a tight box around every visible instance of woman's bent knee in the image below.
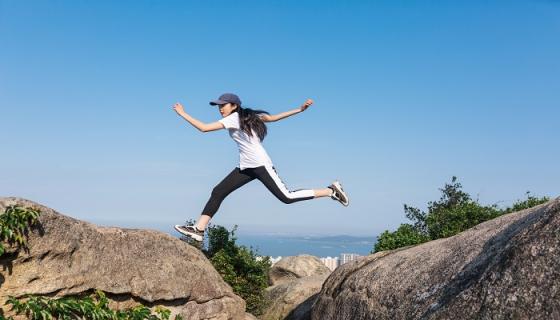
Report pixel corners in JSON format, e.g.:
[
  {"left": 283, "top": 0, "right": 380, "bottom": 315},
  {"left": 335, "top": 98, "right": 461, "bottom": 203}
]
[
  {"left": 211, "top": 187, "right": 228, "bottom": 199},
  {"left": 279, "top": 197, "right": 296, "bottom": 204}
]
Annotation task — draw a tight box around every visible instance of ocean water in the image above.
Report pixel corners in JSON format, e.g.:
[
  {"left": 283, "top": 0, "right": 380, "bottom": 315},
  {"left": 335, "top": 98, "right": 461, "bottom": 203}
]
[
  {"left": 235, "top": 234, "right": 377, "bottom": 258},
  {"left": 92, "top": 220, "right": 377, "bottom": 258}
]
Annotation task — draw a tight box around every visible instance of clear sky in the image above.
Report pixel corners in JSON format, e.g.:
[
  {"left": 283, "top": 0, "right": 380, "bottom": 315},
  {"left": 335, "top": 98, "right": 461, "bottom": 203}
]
[{"left": 1, "top": 1, "right": 559, "bottom": 236}]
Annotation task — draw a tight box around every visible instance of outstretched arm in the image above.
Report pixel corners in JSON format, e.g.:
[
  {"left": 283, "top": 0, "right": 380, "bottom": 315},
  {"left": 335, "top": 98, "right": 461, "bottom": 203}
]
[
  {"left": 260, "top": 99, "right": 314, "bottom": 122},
  {"left": 173, "top": 102, "right": 224, "bottom": 132}
]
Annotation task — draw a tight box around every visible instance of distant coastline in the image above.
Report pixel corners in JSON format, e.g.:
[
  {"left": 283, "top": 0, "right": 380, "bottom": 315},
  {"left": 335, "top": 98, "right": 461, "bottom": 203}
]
[
  {"left": 91, "top": 219, "right": 377, "bottom": 257},
  {"left": 236, "top": 233, "right": 377, "bottom": 257}
]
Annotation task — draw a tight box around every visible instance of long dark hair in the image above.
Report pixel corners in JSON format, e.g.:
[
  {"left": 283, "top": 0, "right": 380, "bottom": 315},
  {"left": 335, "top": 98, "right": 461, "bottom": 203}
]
[{"left": 233, "top": 105, "right": 270, "bottom": 141}]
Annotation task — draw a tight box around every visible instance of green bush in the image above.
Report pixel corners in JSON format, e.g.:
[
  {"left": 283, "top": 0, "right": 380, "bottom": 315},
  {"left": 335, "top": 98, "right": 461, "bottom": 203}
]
[
  {"left": 373, "top": 224, "right": 429, "bottom": 253},
  {"left": 425, "top": 199, "right": 501, "bottom": 240},
  {"left": 5, "top": 290, "right": 182, "bottom": 320},
  {"left": 502, "top": 191, "right": 550, "bottom": 214},
  {"left": 202, "top": 224, "right": 271, "bottom": 316},
  {"left": 0, "top": 205, "right": 41, "bottom": 256},
  {"left": 373, "top": 177, "right": 549, "bottom": 253}
]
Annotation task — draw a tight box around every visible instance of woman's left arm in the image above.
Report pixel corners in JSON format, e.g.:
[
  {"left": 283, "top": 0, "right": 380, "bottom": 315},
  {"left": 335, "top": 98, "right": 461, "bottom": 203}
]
[{"left": 261, "top": 99, "right": 313, "bottom": 122}]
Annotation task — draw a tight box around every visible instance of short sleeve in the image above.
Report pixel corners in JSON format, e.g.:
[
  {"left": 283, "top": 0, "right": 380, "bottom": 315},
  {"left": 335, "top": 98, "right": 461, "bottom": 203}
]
[{"left": 218, "top": 112, "right": 240, "bottom": 130}]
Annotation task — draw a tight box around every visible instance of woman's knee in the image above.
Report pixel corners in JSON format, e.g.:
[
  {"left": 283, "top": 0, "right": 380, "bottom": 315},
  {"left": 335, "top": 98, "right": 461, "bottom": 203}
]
[
  {"left": 211, "top": 186, "right": 228, "bottom": 199},
  {"left": 278, "top": 196, "right": 296, "bottom": 204}
]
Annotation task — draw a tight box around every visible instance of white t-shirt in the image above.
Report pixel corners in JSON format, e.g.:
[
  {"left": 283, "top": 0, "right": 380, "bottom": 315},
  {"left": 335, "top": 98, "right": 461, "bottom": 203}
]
[{"left": 218, "top": 112, "right": 274, "bottom": 170}]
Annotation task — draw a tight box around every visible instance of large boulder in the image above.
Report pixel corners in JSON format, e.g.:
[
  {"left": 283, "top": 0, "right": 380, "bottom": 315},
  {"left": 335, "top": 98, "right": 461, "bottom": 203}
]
[
  {"left": 262, "top": 274, "right": 328, "bottom": 320},
  {"left": 312, "top": 197, "right": 560, "bottom": 319},
  {"left": 269, "top": 255, "right": 331, "bottom": 286},
  {"left": 0, "top": 197, "right": 246, "bottom": 320}
]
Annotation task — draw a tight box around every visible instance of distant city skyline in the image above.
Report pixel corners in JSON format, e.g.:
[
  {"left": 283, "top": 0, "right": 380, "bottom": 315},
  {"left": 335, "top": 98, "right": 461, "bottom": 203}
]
[
  {"left": 2, "top": 1, "right": 559, "bottom": 236},
  {"left": 269, "top": 253, "right": 363, "bottom": 271}
]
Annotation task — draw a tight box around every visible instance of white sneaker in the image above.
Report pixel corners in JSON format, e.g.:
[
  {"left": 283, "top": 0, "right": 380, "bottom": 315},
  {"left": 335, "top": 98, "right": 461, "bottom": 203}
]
[
  {"left": 329, "top": 180, "right": 349, "bottom": 207},
  {"left": 174, "top": 224, "right": 204, "bottom": 242}
]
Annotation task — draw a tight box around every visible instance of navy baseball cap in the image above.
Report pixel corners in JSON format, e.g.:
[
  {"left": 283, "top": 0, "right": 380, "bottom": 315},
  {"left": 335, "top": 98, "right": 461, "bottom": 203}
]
[{"left": 209, "top": 93, "right": 242, "bottom": 106}]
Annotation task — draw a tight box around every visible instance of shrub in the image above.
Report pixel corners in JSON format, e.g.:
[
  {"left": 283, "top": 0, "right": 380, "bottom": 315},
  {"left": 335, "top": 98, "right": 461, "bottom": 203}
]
[
  {"left": 203, "top": 224, "right": 271, "bottom": 316},
  {"left": 502, "top": 191, "right": 549, "bottom": 214},
  {"left": 0, "top": 205, "right": 41, "bottom": 256},
  {"left": 372, "top": 177, "right": 549, "bottom": 253},
  {"left": 5, "top": 290, "right": 182, "bottom": 320},
  {"left": 374, "top": 224, "right": 429, "bottom": 253}
]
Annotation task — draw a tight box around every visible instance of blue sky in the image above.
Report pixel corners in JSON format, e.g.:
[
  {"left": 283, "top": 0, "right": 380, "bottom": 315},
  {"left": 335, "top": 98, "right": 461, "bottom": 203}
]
[{"left": 1, "top": 1, "right": 559, "bottom": 236}]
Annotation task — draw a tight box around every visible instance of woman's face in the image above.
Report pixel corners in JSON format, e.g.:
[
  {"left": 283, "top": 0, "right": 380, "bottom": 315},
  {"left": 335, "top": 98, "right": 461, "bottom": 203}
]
[{"left": 219, "top": 103, "right": 238, "bottom": 117}]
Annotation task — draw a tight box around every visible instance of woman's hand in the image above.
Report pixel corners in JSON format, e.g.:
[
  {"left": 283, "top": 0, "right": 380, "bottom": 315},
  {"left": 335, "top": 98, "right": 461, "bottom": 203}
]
[
  {"left": 173, "top": 102, "right": 185, "bottom": 115},
  {"left": 299, "top": 98, "right": 314, "bottom": 112}
]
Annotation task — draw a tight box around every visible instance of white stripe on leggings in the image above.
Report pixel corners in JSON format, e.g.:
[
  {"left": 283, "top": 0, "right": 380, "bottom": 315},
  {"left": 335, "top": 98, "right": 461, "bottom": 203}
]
[{"left": 264, "top": 165, "right": 315, "bottom": 199}]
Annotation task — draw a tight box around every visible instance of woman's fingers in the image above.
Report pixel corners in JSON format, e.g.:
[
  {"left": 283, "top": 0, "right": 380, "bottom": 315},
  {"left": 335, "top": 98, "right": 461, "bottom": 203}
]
[
  {"left": 173, "top": 102, "right": 184, "bottom": 113},
  {"left": 303, "top": 99, "right": 313, "bottom": 109}
]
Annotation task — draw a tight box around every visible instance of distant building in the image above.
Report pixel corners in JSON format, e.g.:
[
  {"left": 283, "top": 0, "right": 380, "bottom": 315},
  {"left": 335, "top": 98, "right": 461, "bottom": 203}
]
[
  {"left": 260, "top": 254, "right": 359, "bottom": 270},
  {"left": 340, "top": 253, "right": 362, "bottom": 265},
  {"left": 320, "top": 256, "right": 339, "bottom": 271},
  {"left": 256, "top": 256, "right": 283, "bottom": 265},
  {"left": 269, "top": 256, "right": 283, "bottom": 265}
]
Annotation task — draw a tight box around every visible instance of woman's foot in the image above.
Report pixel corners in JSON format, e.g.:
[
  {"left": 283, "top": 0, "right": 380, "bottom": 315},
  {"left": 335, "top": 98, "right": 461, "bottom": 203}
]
[
  {"left": 174, "top": 224, "right": 205, "bottom": 242},
  {"left": 328, "top": 180, "right": 349, "bottom": 206}
]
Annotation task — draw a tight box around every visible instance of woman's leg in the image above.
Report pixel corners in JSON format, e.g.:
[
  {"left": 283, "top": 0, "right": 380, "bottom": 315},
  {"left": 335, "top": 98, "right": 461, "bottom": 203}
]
[
  {"left": 252, "top": 165, "right": 330, "bottom": 204},
  {"left": 313, "top": 188, "right": 335, "bottom": 198},
  {"left": 195, "top": 167, "right": 255, "bottom": 230}
]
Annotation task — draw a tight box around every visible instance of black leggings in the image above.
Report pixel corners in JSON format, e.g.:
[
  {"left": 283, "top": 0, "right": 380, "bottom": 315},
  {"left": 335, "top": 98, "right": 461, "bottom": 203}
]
[{"left": 201, "top": 165, "right": 316, "bottom": 218}]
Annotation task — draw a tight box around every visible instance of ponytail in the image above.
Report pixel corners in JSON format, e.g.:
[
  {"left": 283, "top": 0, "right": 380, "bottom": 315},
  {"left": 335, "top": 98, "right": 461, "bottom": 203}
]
[{"left": 236, "top": 106, "right": 270, "bottom": 141}]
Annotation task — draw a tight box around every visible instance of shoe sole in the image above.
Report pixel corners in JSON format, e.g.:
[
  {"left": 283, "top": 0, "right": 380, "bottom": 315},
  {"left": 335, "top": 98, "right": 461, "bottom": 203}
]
[
  {"left": 174, "top": 225, "right": 204, "bottom": 242},
  {"left": 332, "top": 181, "right": 349, "bottom": 206}
]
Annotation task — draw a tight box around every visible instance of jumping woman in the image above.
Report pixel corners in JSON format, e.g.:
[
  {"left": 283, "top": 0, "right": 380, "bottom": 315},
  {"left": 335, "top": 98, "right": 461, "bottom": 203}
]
[{"left": 172, "top": 93, "right": 349, "bottom": 242}]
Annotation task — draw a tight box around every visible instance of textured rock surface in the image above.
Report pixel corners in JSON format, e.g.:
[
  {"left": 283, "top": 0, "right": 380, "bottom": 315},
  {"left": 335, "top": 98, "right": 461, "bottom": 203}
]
[
  {"left": 269, "top": 255, "right": 331, "bottom": 286},
  {"left": 262, "top": 274, "right": 327, "bottom": 320},
  {"left": 312, "top": 197, "right": 560, "bottom": 320},
  {"left": 0, "top": 197, "right": 246, "bottom": 320},
  {"left": 244, "top": 312, "right": 258, "bottom": 320}
]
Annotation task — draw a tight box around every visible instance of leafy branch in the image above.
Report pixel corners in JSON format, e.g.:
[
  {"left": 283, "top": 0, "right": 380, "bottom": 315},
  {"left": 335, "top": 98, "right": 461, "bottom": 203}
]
[
  {"left": 5, "top": 290, "right": 183, "bottom": 320},
  {"left": 0, "top": 205, "right": 41, "bottom": 256}
]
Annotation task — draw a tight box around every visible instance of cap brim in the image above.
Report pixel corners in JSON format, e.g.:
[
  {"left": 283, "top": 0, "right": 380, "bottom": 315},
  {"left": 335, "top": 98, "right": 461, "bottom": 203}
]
[{"left": 209, "top": 99, "right": 227, "bottom": 106}]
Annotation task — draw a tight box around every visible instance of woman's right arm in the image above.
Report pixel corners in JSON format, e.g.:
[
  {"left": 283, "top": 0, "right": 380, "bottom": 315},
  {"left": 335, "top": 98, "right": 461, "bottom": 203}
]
[{"left": 173, "top": 102, "right": 225, "bottom": 132}]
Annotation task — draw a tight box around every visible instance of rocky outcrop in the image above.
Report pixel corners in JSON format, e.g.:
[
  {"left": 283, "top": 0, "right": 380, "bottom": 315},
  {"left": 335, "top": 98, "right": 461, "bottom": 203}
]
[
  {"left": 0, "top": 197, "right": 246, "bottom": 320},
  {"left": 262, "top": 255, "right": 331, "bottom": 320},
  {"left": 312, "top": 197, "right": 560, "bottom": 320},
  {"left": 262, "top": 274, "right": 327, "bottom": 320},
  {"left": 269, "top": 255, "right": 331, "bottom": 286}
]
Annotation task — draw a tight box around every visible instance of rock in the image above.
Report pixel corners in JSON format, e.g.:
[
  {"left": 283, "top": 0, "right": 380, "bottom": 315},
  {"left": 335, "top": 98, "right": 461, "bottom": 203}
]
[
  {"left": 312, "top": 197, "right": 560, "bottom": 320},
  {"left": 262, "top": 274, "right": 328, "bottom": 320},
  {"left": 269, "top": 255, "right": 331, "bottom": 286},
  {"left": 0, "top": 197, "right": 246, "bottom": 320},
  {"left": 244, "top": 312, "right": 258, "bottom": 320}
]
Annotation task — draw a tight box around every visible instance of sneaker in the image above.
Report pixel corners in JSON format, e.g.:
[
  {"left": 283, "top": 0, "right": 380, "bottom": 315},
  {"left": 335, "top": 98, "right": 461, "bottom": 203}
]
[
  {"left": 328, "top": 180, "right": 349, "bottom": 207},
  {"left": 174, "top": 224, "right": 204, "bottom": 242}
]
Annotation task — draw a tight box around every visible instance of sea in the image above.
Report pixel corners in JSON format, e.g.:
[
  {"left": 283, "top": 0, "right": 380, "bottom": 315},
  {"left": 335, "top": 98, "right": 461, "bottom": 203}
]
[
  {"left": 93, "top": 220, "right": 377, "bottom": 258},
  {"left": 235, "top": 233, "right": 377, "bottom": 258}
]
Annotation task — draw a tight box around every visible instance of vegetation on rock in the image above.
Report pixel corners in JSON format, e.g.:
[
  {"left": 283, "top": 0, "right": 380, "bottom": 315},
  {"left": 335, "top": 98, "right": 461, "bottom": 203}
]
[
  {"left": 373, "top": 177, "right": 549, "bottom": 253},
  {"left": 5, "top": 290, "right": 182, "bottom": 320},
  {"left": 0, "top": 205, "right": 41, "bottom": 255},
  {"left": 201, "top": 223, "right": 272, "bottom": 316}
]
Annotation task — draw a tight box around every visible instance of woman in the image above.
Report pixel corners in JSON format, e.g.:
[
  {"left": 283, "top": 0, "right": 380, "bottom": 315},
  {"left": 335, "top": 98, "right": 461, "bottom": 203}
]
[{"left": 172, "top": 93, "right": 349, "bottom": 242}]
